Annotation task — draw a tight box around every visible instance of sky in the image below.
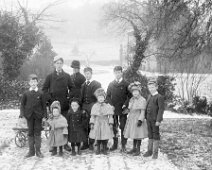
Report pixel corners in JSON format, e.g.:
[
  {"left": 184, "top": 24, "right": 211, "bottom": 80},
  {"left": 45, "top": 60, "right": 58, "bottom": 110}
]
[{"left": 0, "top": 0, "right": 123, "bottom": 62}]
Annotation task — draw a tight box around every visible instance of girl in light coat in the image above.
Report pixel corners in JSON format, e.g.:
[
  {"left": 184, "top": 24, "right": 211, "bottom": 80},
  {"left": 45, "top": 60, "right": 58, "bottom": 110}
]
[
  {"left": 124, "top": 82, "right": 148, "bottom": 156},
  {"left": 89, "top": 88, "right": 114, "bottom": 155}
]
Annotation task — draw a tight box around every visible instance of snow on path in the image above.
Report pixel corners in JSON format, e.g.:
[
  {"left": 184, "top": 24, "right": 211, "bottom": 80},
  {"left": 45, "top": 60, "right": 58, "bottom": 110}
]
[{"left": 0, "top": 110, "right": 178, "bottom": 170}]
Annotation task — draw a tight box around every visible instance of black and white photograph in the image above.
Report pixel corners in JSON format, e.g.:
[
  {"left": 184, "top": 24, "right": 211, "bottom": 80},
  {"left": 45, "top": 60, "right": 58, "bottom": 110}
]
[{"left": 0, "top": 0, "right": 212, "bottom": 169}]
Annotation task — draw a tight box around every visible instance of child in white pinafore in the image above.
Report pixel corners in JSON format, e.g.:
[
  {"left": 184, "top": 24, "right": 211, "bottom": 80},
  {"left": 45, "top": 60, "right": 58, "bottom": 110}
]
[
  {"left": 124, "top": 82, "right": 148, "bottom": 156},
  {"left": 89, "top": 88, "right": 114, "bottom": 155}
]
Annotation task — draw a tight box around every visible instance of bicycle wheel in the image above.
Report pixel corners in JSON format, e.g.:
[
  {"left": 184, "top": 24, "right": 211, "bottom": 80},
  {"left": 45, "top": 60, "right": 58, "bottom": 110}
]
[{"left": 15, "top": 131, "right": 27, "bottom": 148}]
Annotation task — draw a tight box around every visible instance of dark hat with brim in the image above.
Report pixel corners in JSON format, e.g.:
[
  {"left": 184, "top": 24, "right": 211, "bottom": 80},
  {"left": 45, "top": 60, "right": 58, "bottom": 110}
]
[{"left": 71, "top": 60, "right": 80, "bottom": 69}]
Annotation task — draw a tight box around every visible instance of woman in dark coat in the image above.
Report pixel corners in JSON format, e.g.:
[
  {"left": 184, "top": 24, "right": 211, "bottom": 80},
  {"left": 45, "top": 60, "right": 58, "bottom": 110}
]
[{"left": 67, "top": 98, "right": 87, "bottom": 155}]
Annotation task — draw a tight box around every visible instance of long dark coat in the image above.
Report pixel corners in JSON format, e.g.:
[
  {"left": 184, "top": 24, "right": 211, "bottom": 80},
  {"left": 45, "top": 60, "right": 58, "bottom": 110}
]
[
  {"left": 20, "top": 90, "right": 47, "bottom": 119},
  {"left": 42, "top": 70, "right": 74, "bottom": 113},
  {"left": 69, "top": 72, "right": 86, "bottom": 99},
  {"left": 66, "top": 109, "right": 87, "bottom": 143},
  {"left": 106, "top": 79, "right": 131, "bottom": 115}
]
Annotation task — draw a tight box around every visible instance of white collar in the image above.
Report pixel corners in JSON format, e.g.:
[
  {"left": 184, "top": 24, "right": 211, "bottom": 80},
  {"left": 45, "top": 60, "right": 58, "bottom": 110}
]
[
  {"left": 116, "top": 77, "right": 123, "bottom": 83},
  {"left": 29, "top": 87, "right": 38, "bottom": 92},
  {"left": 86, "top": 78, "right": 93, "bottom": 85}
]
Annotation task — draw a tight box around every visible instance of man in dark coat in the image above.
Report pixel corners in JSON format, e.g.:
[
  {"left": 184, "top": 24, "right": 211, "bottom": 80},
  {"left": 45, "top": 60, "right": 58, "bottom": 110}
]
[
  {"left": 69, "top": 60, "right": 86, "bottom": 99},
  {"left": 106, "top": 66, "right": 130, "bottom": 152},
  {"left": 42, "top": 56, "right": 74, "bottom": 151},
  {"left": 143, "top": 79, "right": 165, "bottom": 159},
  {"left": 80, "top": 67, "right": 101, "bottom": 150},
  {"left": 20, "top": 74, "right": 46, "bottom": 158}
]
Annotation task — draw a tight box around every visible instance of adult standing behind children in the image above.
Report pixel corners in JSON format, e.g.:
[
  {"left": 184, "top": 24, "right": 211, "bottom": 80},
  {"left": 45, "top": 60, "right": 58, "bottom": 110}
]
[
  {"left": 19, "top": 74, "right": 47, "bottom": 158},
  {"left": 80, "top": 67, "right": 101, "bottom": 150},
  {"left": 143, "top": 79, "right": 165, "bottom": 159},
  {"left": 106, "top": 66, "right": 130, "bottom": 152},
  {"left": 42, "top": 56, "right": 74, "bottom": 151},
  {"left": 69, "top": 60, "right": 86, "bottom": 99}
]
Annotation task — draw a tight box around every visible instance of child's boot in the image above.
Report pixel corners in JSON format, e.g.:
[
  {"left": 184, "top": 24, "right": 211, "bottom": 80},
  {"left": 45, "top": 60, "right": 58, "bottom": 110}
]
[
  {"left": 152, "top": 140, "right": 159, "bottom": 159},
  {"left": 110, "top": 137, "right": 118, "bottom": 151},
  {"left": 120, "top": 137, "right": 127, "bottom": 153},
  {"left": 51, "top": 147, "right": 57, "bottom": 156},
  {"left": 96, "top": 140, "right": 101, "bottom": 155},
  {"left": 34, "top": 135, "right": 44, "bottom": 158},
  {"left": 59, "top": 146, "right": 63, "bottom": 156},
  {"left": 133, "top": 140, "right": 141, "bottom": 156},
  {"left": 25, "top": 136, "right": 35, "bottom": 158},
  {"left": 77, "top": 143, "right": 81, "bottom": 155},
  {"left": 71, "top": 144, "right": 76, "bottom": 156},
  {"left": 103, "top": 140, "right": 108, "bottom": 155},
  {"left": 143, "top": 139, "right": 153, "bottom": 157},
  {"left": 89, "top": 138, "right": 95, "bottom": 151},
  {"left": 127, "top": 139, "right": 137, "bottom": 154}
]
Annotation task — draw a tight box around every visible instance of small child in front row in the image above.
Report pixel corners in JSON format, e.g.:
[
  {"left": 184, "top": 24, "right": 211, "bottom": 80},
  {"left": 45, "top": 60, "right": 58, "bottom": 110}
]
[
  {"left": 66, "top": 98, "right": 87, "bottom": 156},
  {"left": 89, "top": 88, "right": 114, "bottom": 155},
  {"left": 47, "top": 101, "right": 68, "bottom": 156},
  {"left": 124, "top": 82, "right": 148, "bottom": 156},
  {"left": 143, "top": 79, "right": 164, "bottom": 159}
]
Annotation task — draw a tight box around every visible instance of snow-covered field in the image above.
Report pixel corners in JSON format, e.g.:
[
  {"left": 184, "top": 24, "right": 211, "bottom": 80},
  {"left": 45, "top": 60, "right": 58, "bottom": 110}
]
[{"left": 0, "top": 109, "right": 179, "bottom": 170}]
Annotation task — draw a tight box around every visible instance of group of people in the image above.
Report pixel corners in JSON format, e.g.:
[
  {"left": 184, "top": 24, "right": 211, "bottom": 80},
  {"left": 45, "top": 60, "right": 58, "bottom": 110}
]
[{"left": 19, "top": 56, "right": 164, "bottom": 160}]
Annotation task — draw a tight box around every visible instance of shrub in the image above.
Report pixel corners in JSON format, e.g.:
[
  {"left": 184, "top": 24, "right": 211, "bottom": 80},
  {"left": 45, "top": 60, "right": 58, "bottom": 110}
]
[
  {"left": 157, "top": 75, "right": 176, "bottom": 104},
  {"left": 192, "top": 96, "right": 208, "bottom": 114}
]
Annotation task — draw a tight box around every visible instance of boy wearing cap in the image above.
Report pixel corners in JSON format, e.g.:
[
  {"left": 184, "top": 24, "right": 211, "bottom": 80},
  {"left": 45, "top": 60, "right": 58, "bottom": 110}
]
[
  {"left": 80, "top": 67, "right": 101, "bottom": 150},
  {"left": 143, "top": 80, "right": 165, "bottom": 159},
  {"left": 42, "top": 56, "right": 74, "bottom": 151},
  {"left": 19, "top": 74, "right": 46, "bottom": 158},
  {"left": 106, "top": 66, "right": 130, "bottom": 152},
  {"left": 69, "top": 60, "right": 86, "bottom": 99}
]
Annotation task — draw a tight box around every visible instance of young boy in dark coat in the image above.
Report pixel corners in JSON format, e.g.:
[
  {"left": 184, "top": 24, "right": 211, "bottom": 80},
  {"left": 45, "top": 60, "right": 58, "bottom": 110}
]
[
  {"left": 143, "top": 79, "right": 165, "bottom": 159},
  {"left": 20, "top": 74, "right": 47, "bottom": 158},
  {"left": 106, "top": 66, "right": 130, "bottom": 152},
  {"left": 42, "top": 56, "right": 74, "bottom": 151},
  {"left": 66, "top": 98, "right": 87, "bottom": 156},
  {"left": 80, "top": 67, "right": 101, "bottom": 150},
  {"left": 69, "top": 60, "right": 86, "bottom": 99}
]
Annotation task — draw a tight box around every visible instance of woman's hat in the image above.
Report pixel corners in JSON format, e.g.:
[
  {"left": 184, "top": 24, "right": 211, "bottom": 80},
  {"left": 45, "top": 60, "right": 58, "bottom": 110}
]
[
  {"left": 128, "top": 81, "right": 142, "bottom": 92},
  {"left": 71, "top": 60, "right": 80, "bottom": 69},
  {"left": 50, "top": 101, "right": 61, "bottom": 113},
  {"left": 94, "top": 88, "right": 106, "bottom": 98}
]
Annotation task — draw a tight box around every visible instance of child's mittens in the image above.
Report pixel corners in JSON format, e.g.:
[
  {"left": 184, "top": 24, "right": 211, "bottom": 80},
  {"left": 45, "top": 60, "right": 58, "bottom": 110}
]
[{"left": 137, "top": 120, "right": 143, "bottom": 127}]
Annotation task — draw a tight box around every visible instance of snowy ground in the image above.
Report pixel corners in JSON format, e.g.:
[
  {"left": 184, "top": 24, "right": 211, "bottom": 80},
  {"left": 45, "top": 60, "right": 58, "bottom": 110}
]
[
  {"left": 0, "top": 109, "right": 181, "bottom": 170},
  {"left": 1, "top": 65, "right": 211, "bottom": 169}
]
